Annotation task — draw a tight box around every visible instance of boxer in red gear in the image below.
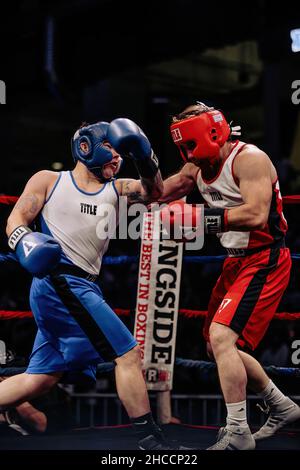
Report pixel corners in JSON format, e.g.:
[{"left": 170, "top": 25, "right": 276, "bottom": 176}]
[{"left": 160, "top": 102, "right": 300, "bottom": 450}]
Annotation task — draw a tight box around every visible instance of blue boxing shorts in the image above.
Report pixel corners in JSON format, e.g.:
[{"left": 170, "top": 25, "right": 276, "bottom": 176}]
[{"left": 26, "top": 271, "right": 137, "bottom": 379}]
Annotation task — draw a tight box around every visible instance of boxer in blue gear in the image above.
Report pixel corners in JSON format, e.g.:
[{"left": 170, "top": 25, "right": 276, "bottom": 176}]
[{"left": 1, "top": 119, "right": 187, "bottom": 449}]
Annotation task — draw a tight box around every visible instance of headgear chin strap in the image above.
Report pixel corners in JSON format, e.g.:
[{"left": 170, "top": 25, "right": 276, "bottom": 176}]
[
  {"left": 170, "top": 109, "right": 231, "bottom": 161},
  {"left": 71, "top": 122, "right": 116, "bottom": 181}
]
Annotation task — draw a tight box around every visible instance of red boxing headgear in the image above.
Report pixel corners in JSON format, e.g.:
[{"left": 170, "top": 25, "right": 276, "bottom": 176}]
[{"left": 170, "top": 109, "right": 231, "bottom": 161}]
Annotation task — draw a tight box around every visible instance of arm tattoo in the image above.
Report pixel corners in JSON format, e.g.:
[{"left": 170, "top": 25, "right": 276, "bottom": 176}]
[
  {"left": 123, "top": 172, "right": 163, "bottom": 205},
  {"left": 123, "top": 181, "right": 145, "bottom": 204},
  {"left": 140, "top": 172, "right": 163, "bottom": 201},
  {"left": 15, "top": 194, "right": 39, "bottom": 215},
  {"left": 140, "top": 177, "right": 153, "bottom": 195}
]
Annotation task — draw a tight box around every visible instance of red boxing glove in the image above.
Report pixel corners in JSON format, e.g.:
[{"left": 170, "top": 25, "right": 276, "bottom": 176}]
[{"left": 160, "top": 200, "right": 202, "bottom": 242}]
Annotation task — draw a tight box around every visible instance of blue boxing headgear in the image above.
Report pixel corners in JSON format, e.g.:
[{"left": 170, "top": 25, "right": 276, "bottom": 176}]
[{"left": 71, "top": 122, "right": 114, "bottom": 180}]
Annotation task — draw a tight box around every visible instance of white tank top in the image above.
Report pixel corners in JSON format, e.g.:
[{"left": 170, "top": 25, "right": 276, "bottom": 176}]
[
  {"left": 196, "top": 141, "right": 287, "bottom": 249},
  {"left": 40, "top": 171, "right": 119, "bottom": 274}
]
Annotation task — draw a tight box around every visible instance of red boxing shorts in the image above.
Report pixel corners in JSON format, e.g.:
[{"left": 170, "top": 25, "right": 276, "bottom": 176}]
[{"left": 203, "top": 247, "right": 291, "bottom": 350}]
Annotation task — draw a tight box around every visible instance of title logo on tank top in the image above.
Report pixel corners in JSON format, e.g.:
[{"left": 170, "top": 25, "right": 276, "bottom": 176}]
[{"left": 80, "top": 203, "right": 97, "bottom": 215}]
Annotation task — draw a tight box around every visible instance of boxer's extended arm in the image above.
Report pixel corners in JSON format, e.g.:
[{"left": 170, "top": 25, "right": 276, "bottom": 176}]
[
  {"left": 159, "top": 163, "right": 198, "bottom": 203},
  {"left": 6, "top": 170, "right": 56, "bottom": 235},
  {"left": 226, "top": 148, "right": 272, "bottom": 230}
]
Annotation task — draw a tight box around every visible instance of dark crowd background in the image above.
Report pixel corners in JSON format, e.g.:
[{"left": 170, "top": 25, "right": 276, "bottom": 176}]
[{"left": 0, "top": 0, "right": 300, "bottom": 404}]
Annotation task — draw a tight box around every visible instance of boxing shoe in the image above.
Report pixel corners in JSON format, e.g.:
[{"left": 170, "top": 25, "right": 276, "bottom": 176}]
[
  {"left": 0, "top": 411, "right": 29, "bottom": 436},
  {"left": 253, "top": 397, "right": 300, "bottom": 441},
  {"left": 138, "top": 430, "right": 191, "bottom": 450},
  {"left": 207, "top": 424, "right": 256, "bottom": 450}
]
